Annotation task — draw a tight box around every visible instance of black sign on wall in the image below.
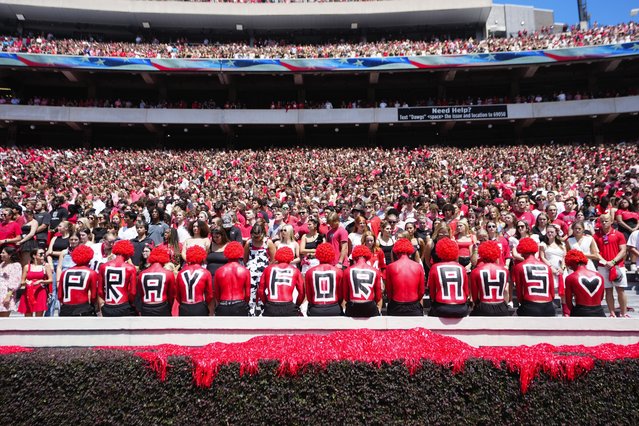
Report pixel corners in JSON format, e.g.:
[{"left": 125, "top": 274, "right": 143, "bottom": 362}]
[{"left": 398, "top": 105, "right": 508, "bottom": 121}]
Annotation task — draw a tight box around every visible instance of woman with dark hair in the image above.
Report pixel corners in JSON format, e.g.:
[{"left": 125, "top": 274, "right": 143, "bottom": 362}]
[
  {"left": 67, "top": 204, "right": 80, "bottom": 225},
  {"left": 138, "top": 243, "right": 154, "bottom": 271},
  {"left": 16, "top": 209, "right": 39, "bottom": 266},
  {"left": 207, "top": 228, "right": 229, "bottom": 280},
  {"left": 510, "top": 220, "right": 532, "bottom": 263},
  {"left": 567, "top": 220, "right": 599, "bottom": 271},
  {"left": 531, "top": 213, "right": 550, "bottom": 244},
  {"left": 581, "top": 195, "right": 597, "bottom": 219},
  {"left": 17, "top": 248, "right": 52, "bottom": 317},
  {"left": 377, "top": 220, "right": 396, "bottom": 266},
  {"left": 181, "top": 219, "right": 211, "bottom": 261},
  {"left": 300, "top": 216, "right": 324, "bottom": 275},
  {"left": 596, "top": 195, "right": 612, "bottom": 217},
  {"left": 92, "top": 213, "right": 109, "bottom": 243},
  {"left": 615, "top": 197, "right": 638, "bottom": 241},
  {"left": 159, "top": 228, "right": 182, "bottom": 267},
  {"left": 0, "top": 246, "right": 22, "bottom": 317},
  {"left": 244, "top": 223, "right": 276, "bottom": 316}
]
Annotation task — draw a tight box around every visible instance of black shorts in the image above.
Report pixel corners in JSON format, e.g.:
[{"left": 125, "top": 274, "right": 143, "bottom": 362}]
[
  {"left": 307, "top": 303, "right": 343, "bottom": 317},
  {"left": 571, "top": 304, "right": 606, "bottom": 317},
  {"left": 141, "top": 301, "right": 171, "bottom": 317},
  {"left": 59, "top": 303, "right": 96, "bottom": 317},
  {"left": 471, "top": 302, "right": 512, "bottom": 317},
  {"left": 101, "top": 303, "right": 138, "bottom": 317},
  {"left": 428, "top": 301, "right": 469, "bottom": 318},
  {"left": 386, "top": 300, "right": 423, "bottom": 316},
  {"left": 262, "top": 301, "right": 300, "bottom": 317},
  {"left": 179, "top": 302, "right": 209, "bottom": 317},
  {"left": 345, "top": 301, "right": 380, "bottom": 318},
  {"left": 517, "top": 301, "right": 556, "bottom": 317},
  {"left": 215, "top": 300, "right": 250, "bottom": 317}
]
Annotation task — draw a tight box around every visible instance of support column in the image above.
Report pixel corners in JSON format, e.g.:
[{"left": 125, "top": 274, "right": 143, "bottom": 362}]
[{"left": 7, "top": 124, "right": 17, "bottom": 146}]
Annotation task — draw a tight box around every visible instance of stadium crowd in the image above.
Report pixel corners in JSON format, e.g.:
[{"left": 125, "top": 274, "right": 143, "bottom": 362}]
[
  {"left": 0, "top": 141, "right": 638, "bottom": 318},
  {"left": 2, "top": 88, "right": 635, "bottom": 111},
  {"left": 1, "top": 21, "right": 637, "bottom": 59}
]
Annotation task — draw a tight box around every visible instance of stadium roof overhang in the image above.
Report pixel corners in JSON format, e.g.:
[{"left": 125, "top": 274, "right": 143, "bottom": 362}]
[{"left": 0, "top": 0, "right": 493, "bottom": 31}]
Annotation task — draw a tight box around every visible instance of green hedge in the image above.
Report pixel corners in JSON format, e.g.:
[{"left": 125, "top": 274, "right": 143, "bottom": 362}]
[{"left": 1, "top": 349, "right": 638, "bottom": 425}]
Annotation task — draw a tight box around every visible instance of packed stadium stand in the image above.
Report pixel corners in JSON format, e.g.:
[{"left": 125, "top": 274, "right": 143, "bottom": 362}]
[{"left": 0, "top": 0, "right": 638, "bottom": 324}]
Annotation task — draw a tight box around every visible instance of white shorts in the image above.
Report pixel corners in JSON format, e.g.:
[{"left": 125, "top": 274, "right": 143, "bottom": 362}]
[{"left": 597, "top": 266, "right": 627, "bottom": 289}]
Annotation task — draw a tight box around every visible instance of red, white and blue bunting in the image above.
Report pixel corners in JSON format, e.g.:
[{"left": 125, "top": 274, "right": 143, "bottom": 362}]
[{"left": 0, "top": 42, "right": 638, "bottom": 73}]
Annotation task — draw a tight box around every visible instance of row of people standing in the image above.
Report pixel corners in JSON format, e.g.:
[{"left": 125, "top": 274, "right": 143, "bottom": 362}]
[{"left": 0, "top": 233, "right": 609, "bottom": 320}]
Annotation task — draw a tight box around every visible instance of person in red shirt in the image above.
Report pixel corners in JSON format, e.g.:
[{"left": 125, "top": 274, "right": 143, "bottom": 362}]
[
  {"left": 258, "top": 247, "right": 304, "bottom": 316},
  {"left": 485, "top": 221, "right": 511, "bottom": 267},
  {"left": 213, "top": 241, "right": 251, "bottom": 316},
  {"left": 513, "top": 196, "right": 535, "bottom": 229},
  {"left": 0, "top": 207, "right": 21, "bottom": 248},
  {"left": 546, "top": 203, "right": 569, "bottom": 239},
  {"left": 564, "top": 249, "right": 605, "bottom": 317},
  {"left": 326, "top": 212, "right": 349, "bottom": 270},
  {"left": 58, "top": 245, "right": 99, "bottom": 316},
  {"left": 385, "top": 238, "right": 424, "bottom": 316},
  {"left": 593, "top": 214, "right": 628, "bottom": 317},
  {"left": 470, "top": 240, "right": 511, "bottom": 316},
  {"left": 557, "top": 197, "right": 578, "bottom": 232},
  {"left": 176, "top": 245, "right": 213, "bottom": 316},
  {"left": 513, "top": 237, "right": 556, "bottom": 317},
  {"left": 138, "top": 245, "right": 176, "bottom": 316},
  {"left": 305, "top": 243, "right": 344, "bottom": 316},
  {"left": 98, "top": 240, "right": 138, "bottom": 317},
  {"left": 343, "top": 245, "right": 382, "bottom": 317},
  {"left": 427, "top": 238, "right": 470, "bottom": 317}
]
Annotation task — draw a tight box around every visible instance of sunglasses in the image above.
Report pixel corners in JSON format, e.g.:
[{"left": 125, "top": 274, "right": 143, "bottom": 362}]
[
  {"left": 517, "top": 225, "right": 526, "bottom": 229},
  {"left": 388, "top": 221, "right": 397, "bottom": 224},
  {"left": 487, "top": 224, "right": 496, "bottom": 229}
]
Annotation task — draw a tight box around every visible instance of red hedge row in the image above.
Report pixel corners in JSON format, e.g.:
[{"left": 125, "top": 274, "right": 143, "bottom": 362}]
[
  {"left": 101, "top": 328, "right": 639, "bottom": 393},
  {"left": 0, "top": 329, "right": 638, "bottom": 424}
]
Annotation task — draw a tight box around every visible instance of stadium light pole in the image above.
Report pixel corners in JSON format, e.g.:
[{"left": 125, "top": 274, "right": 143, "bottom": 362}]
[
  {"left": 631, "top": 8, "right": 639, "bottom": 17},
  {"left": 577, "top": 0, "right": 590, "bottom": 29}
]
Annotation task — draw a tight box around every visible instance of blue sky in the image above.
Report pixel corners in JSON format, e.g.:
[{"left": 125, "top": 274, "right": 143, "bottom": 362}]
[{"left": 501, "top": 0, "right": 638, "bottom": 25}]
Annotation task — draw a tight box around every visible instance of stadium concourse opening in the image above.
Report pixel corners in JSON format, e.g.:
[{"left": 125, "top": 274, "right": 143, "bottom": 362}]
[{"left": 1, "top": 117, "right": 638, "bottom": 149}]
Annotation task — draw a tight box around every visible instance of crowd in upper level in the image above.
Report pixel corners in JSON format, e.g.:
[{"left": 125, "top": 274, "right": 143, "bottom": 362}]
[
  {"left": 1, "top": 87, "right": 635, "bottom": 111},
  {"left": 0, "top": 21, "right": 636, "bottom": 59}
]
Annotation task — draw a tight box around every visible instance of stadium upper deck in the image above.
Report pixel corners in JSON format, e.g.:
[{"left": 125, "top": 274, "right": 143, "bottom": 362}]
[
  {"left": 0, "top": 0, "right": 637, "bottom": 146},
  {"left": 0, "top": 0, "right": 547, "bottom": 41}
]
